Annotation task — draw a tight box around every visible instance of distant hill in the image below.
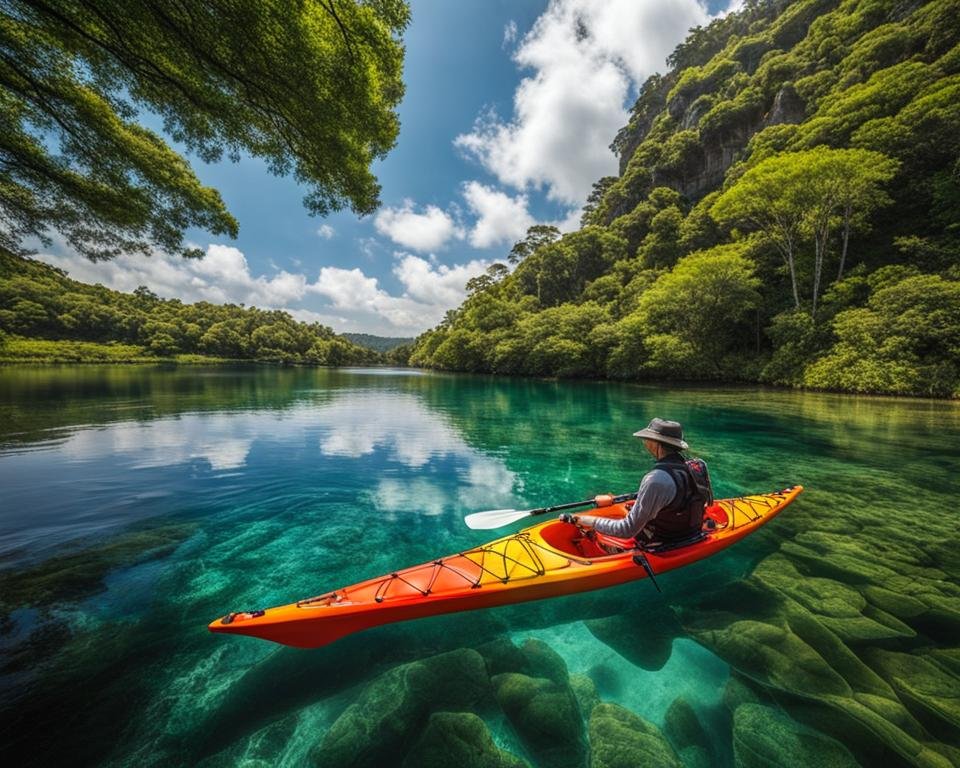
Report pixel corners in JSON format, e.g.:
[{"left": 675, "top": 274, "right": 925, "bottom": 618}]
[{"left": 343, "top": 333, "right": 413, "bottom": 352}]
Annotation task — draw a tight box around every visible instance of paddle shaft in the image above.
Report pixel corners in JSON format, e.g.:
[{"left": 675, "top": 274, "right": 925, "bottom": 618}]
[
  {"left": 528, "top": 492, "right": 637, "bottom": 517},
  {"left": 464, "top": 491, "right": 639, "bottom": 530}
]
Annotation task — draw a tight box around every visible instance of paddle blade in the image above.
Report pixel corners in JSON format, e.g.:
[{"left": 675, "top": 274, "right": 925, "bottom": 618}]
[{"left": 464, "top": 508, "right": 532, "bottom": 530}]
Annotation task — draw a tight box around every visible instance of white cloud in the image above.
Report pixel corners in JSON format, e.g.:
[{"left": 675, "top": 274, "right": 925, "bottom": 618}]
[
  {"left": 316, "top": 224, "right": 335, "bottom": 239},
  {"left": 503, "top": 20, "right": 518, "bottom": 48},
  {"left": 373, "top": 199, "right": 465, "bottom": 252},
  {"left": 455, "top": 0, "right": 716, "bottom": 205},
  {"left": 462, "top": 181, "right": 535, "bottom": 248},
  {"left": 35, "top": 237, "right": 488, "bottom": 337},
  {"left": 38, "top": 241, "right": 309, "bottom": 308},
  {"left": 307, "top": 254, "right": 488, "bottom": 335},
  {"left": 312, "top": 265, "right": 384, "bottom": 309},
  {"left": 393, "top": 252, "right": 488, "bottom": 305}
]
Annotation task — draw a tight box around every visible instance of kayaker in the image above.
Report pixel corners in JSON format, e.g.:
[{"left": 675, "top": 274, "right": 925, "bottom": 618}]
[{"left": 561, "top": 418, "right": 711, "bottom": 545}]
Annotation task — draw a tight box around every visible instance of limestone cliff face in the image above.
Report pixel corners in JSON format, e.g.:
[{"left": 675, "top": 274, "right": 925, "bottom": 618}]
[
  {"left": 765, "top": 83, "right": 806, "bottom": 126},
  {"left": 620, "top": 81, "right": 806, "bottom": 204}
]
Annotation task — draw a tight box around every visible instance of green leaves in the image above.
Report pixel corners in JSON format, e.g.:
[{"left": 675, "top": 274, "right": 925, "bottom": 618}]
[
  {"left": 711, "top": 147, "right": 898, "bottom": 313},
  {"left": 804, "top": 274, "right": 960, "bottom": 396},
  {"left": 0, "top": 1, "right": 409, "bottom": 260}
]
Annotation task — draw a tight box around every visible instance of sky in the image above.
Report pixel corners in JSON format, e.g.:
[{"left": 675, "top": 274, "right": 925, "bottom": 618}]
[{"left": 37, "top": 0, "right": 738, "bottom": 337}]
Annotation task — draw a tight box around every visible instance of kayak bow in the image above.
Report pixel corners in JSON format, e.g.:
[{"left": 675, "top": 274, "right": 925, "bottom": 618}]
[{"left": 208, "top": 485, "right": 802, "bottom": 648}]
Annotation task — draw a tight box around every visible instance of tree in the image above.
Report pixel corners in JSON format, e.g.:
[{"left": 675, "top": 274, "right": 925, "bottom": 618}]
[
  {"left": 580, "top": 176, "right": 616, "bottom": 226},
  {"left": 797, "top": 148, "right": 898, "bottom": 315},
  {"left": 464, "top": 262, "right": 508, "bottom": 295},
  {"left": 712, "top": 148, "right": 897, "bottom": 315},
  {"left": 0, "top": 0, "right": 409, "bottom": 260},
  {"left": 712, "top": 155, "right": 807, "bottom": 309},
  {"left": 636, "top": 243, "right": 761, "bottom": 376},
  {"left": 508, "top": 225, "right": 560, "bottom": 265},
  {"left": 803, "top": 274, "right": 960, "bottom": 397}
]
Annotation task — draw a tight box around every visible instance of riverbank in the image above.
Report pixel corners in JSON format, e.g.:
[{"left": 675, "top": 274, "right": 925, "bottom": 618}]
[
  {"left": 0, "top": 337, "right": 231, "bottom": 365},
  {"left": 3, "top": 343, "right": 958, "bottom": 401}
]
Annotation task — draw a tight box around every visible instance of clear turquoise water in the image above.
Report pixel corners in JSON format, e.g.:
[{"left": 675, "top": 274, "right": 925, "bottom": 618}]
[{"left": 0, "top": 365, "right": 957, "bottom": 767}]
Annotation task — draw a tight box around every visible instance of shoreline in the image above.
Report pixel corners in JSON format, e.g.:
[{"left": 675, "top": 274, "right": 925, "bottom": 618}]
[{"left": 1, "top": 354, "right": 957, "bottom": 402}]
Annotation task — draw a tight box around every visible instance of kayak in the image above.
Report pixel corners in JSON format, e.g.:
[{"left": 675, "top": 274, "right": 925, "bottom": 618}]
[{"left": 208, "top": 485, "right": 802, "bottom": 648}]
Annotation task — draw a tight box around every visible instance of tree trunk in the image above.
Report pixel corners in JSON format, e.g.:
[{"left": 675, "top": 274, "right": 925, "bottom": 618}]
[
  {"left": 837, "top": 207, "right": 852, "bottom": 281},
  {"left": 811, "top": 227, "right": 828, "bottom": 319},
  {"left": 787, "top": 248, "right": 800, "bottom": 310}
]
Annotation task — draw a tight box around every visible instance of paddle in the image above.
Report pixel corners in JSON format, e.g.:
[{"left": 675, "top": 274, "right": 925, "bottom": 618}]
[{"left": 464, "top": 492, "right": 637, "bottom": 530}]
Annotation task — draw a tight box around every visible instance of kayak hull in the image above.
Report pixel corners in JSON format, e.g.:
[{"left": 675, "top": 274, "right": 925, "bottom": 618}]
[{"left": 208, "top": 485, "right": 802, "bottom": 648}]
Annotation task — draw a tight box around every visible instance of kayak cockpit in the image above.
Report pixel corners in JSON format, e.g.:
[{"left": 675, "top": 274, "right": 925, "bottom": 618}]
[
  {"left": 537, "top": 503, "right": 733, "bottom": 558},
  {"left": 537, "top": 520, "right": 619, "bottom": 558}
]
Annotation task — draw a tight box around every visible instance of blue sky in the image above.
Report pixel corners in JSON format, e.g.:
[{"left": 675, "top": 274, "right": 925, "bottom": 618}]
[{"left": 41, "top": 0, "right": 737, "bottom": 336}]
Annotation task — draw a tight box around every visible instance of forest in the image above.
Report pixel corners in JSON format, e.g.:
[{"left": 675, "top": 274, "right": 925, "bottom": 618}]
[
  {"left": 0, "top": 247, "right": 380, "bottom": 364},
  {"left": 407, "top": 0, "right": 960, "bottom": 398}
]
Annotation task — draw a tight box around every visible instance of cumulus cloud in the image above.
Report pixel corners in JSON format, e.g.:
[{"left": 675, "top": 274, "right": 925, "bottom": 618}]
[
  {"left": 462, "top": 181, "right": 536, "bottom": 248},
  {"left": 38, "top": 242, "right": 309, "bottom": 308},
  {"left": 306, "top": 253, "right": 489, "bottom": 333},
  {"left": 316, "top": 224, "right": 335, "bottom": 239},
  {"left": 455, "top": 0, "right": 715, "bottom": 205},
  {"left": 35, "top": 237, "right": 491, "bottom": 337},
  {"left": 373, "top": 199, "right": 465, "bottom": 252},
  {"left": 393, "top": 252, "right": 489, "bottom": 305}
]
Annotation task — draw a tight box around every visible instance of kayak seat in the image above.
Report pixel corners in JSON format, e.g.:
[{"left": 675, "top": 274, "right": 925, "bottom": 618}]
[{"left": 540, "top": 521, "right": 608, "bottom": 558}]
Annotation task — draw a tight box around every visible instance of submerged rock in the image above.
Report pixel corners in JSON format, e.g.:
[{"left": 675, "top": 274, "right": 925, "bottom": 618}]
[
  {"left": 491, "top": 672, "right": 586, "bottom": 768},
  {"left": 401, "top": 712, "right": 530, "bottom": 768},
  {"left": 476, "top": 637, "right": 530, "bottom": 677},
  {"left": 866, "top": 649, "right": 960, "bottom": 736},
  {"left": 588, "top": 702, "right": 682, "bottom": 768},
  {"left": 198, "top": 710, "right": 300, "bottom": 768},
  {"left": 732, "top": 703, "right": 859, "bottom": 768},
  {"left": 680, "top": 578, "right": 960, "bottom": 767},
  {"left": 584, "top": 603, "right": 682, "bottom": 671},
  {"left": 311, "top": 648, "right": 488, "bottom": 768},
  {"left": 518, "top": 637, "right": 569, "bottom": 686},
  {"left": 475, "top": 636, "right": 571, "bottom": 685},
  {"left": 723, "top": 674, "right": 763, "bottom": 712},
  {"left": 0, "top": 522, "right": 196, "bottom": 619},
  {"left": 664, "top": 697, "right": 713, "bottom": 768},
  {"left": 569, "top": 673, "right": 599, "bottom": 718},
  {"left": 753, "top": 555, "right": 915, "bottom": 643}
]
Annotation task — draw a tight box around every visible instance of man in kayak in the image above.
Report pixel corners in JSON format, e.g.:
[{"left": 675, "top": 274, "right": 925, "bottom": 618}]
[{"left": 561, "top": 418, "right": 711, "bottom": 545}]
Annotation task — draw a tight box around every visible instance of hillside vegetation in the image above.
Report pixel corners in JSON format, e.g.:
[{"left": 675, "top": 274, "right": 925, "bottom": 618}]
[
  {"left": 343, "top": 332, "right": 415, "bottom": 353},
  {"left": 0, "top": 248, "right": 379, "bottom": 365},
  {"left": 408, "top": 0, "right": 960, "bottom": 397}
]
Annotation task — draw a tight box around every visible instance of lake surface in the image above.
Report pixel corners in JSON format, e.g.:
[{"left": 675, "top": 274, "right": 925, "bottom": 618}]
[{"left": 1, "top": 365, "right": 958, "bottom": 767}]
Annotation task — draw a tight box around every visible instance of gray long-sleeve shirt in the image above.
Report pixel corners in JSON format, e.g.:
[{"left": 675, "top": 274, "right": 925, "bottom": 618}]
[{"left": 591, "top": 468, "right": 678, "bottom": 538}]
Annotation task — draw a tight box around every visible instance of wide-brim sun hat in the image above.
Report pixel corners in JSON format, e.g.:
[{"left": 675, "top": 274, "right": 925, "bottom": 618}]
[{"left": 633, "top": 417, "right": 689, "bottom": 450}]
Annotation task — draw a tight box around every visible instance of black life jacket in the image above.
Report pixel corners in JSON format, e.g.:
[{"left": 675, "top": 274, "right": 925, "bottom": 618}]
[{"left": 638, "top": 452, "right": 713, "bottom": 543}]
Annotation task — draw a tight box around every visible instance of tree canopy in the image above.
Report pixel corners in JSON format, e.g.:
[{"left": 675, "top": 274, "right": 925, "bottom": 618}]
[
  {"left": 0, "top": 0, "right": 409, "bottom": 260},
  {"left": 711, "top": 147, "right": 898, "bottom": 315},
  {"left": 0, "top": 246, "right": 380, "bottom": 364}
]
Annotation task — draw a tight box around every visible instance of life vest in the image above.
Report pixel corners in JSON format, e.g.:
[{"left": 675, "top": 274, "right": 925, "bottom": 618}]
[{"left": 637, "top": 452, "right": 713, "bottom": 543}]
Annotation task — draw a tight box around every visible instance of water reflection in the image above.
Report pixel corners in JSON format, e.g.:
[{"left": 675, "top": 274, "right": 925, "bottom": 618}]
[{"left": 0, "top": 377, "right": 519, "bottom": 562}]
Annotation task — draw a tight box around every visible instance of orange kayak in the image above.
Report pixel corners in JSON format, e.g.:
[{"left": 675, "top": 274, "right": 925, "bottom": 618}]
[{"left": 208, "top": 486, "right": 802, "bottom": 648}]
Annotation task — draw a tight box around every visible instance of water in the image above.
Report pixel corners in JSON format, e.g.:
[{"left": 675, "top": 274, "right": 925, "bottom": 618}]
[{"left": 0, "top": 365, "right": 957, "bottom": 767}]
